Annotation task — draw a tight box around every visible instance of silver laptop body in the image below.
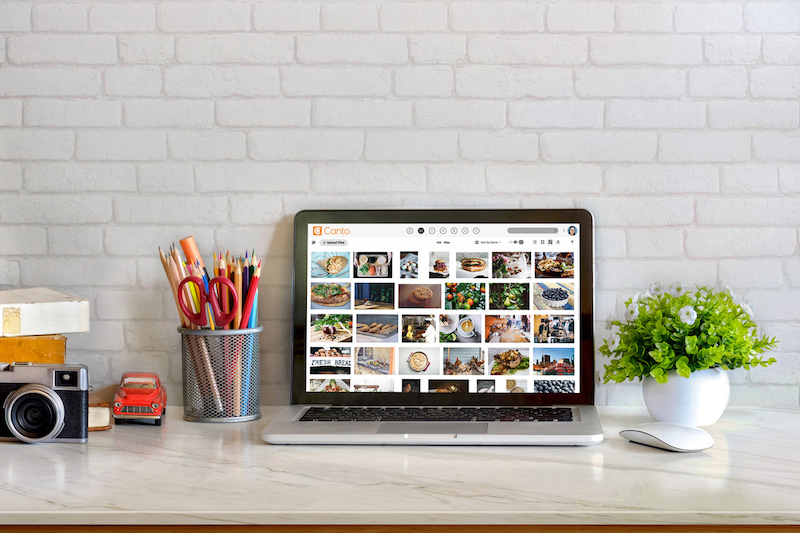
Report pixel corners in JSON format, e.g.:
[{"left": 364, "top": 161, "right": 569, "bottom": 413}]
[{"left": 262, "top": 209, "right": 603, "bottom": 446}]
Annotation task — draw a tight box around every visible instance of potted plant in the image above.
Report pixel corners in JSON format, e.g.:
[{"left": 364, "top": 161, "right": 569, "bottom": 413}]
[{"left": 601, "top": 283, "right": 777, "bottom": 426}]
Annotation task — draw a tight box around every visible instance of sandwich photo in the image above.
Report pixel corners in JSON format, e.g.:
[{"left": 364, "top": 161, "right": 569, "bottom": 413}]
[
  {"left": 456, "top": 252, "right": 489, "bottom": 278},
  {"left": 429, "top": 251, "right": 449, "bottom": 278}
]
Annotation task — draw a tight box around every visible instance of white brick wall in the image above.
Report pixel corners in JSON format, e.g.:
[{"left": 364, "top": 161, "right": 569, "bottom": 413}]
[{"left": 1, "top": 0, "right": 798, "bottom": 407}]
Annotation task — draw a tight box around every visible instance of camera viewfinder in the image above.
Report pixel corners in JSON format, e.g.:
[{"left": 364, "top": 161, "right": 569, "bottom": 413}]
[{"left": 55, "top": 371, "right": 78, "bottom": 388}]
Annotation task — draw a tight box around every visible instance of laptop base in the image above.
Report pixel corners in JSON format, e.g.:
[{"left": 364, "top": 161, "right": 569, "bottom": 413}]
[{"left": 261, "top": 405, "right": 603, "bottom": 446}]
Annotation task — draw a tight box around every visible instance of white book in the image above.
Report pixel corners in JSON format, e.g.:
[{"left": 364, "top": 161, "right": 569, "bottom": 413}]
[{"left": 0, "top": 288, "right": 90, "bottom": 337}]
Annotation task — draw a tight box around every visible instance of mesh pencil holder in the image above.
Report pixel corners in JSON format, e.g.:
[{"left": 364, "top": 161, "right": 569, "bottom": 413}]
[{"left": 179, "top": 326, "right": 262, "bottom": 423}]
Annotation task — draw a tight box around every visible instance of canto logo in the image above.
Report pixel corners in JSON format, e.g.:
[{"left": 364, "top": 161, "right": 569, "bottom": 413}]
[{"left": 313, "top": 226, "right": 350, "bottom": 236}]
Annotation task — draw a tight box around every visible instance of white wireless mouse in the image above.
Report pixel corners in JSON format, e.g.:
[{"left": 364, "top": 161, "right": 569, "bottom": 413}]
[{"left": 619, "top": 422, "right": 714, "bottom": 452}]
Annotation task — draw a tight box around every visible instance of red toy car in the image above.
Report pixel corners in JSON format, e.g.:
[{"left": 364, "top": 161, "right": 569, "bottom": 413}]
[{"left": 113, "top": 372, "right": 167, "bottom": 426}]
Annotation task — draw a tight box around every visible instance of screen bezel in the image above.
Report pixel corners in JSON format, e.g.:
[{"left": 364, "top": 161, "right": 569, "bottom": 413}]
[{"left": 291, "top": 209, "right": 594, "bottom": 407}]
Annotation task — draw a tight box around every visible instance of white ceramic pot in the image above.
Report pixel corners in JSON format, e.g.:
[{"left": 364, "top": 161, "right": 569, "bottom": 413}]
[{"left": 641, "top": 367, "right": 730, "bottom": 427}]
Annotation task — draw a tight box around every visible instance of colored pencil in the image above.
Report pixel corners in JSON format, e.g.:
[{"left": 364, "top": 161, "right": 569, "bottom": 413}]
[
  {"left": 160, "top": 247, "right": 189, "bottom": 328},
  {"left": 239, "top": 263, "right": 261, "bottom": 329},
  {"left": 234, "top": 260, "right": 243, "bottom": 329},
  {"left": 218, "top": 255, "right": 229, "bottom": 329}
]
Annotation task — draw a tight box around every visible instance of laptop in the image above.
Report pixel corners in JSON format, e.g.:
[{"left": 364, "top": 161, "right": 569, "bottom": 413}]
[{"left": 261, "top": 209, "right": 603, "bottom": 445}]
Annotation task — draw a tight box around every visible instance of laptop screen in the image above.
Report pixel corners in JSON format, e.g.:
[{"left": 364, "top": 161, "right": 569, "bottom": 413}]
[{"left": 292, "top": 210, "right": 594, "bottom": 406}]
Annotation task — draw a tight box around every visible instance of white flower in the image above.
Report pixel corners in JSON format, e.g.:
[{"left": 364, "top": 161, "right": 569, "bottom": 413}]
[
  {"left": 649, "top": 283, "right": 665, "bottom": 297},
  {"left": 605, "top": 315, "right": 615, "bottom": 331},
  {"left": 640, "top": 290, "right": 652, "bottom": 302},
  {"left": 725, "top": 285, "right": 735, "bottom": 299},
  {"left": 607, "top": 333, "right": 620, "bottom": 352},
  {"left": 669, "top": 282, "right": 686, "bottom": 297},
  {"left": 741, "top": 300, "right": 754, "bottom": 317},
  {"left": 625, "top": 303, "right": 640, "bottom": 322},
  {"left": 679, "top": 305, "right": 698, "bottom": 325}
]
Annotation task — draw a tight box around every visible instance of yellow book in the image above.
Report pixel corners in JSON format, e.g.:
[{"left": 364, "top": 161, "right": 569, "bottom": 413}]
[{"left": 0, "top": 334, "right": 67, "bottom": 364}]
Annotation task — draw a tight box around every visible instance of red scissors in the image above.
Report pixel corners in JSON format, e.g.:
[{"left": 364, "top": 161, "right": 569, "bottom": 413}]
[{"left": 178, "top": 276, "right": 238, "bottom": 328}]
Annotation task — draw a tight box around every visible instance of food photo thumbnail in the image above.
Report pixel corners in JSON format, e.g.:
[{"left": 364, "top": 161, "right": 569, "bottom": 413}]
[
  {"left": 534, "top": 252, "right": 575, "bottom": 279},
  {"left": 309, "top": 378, "right": 350, "bottom": 393},
  {"left": 439, "top": 313, "right": 482, "bottom": 343},
  {"left": 485, "top": 315, "right": 531, "bottom": 343},
  {"left": 492, "top": 252, "right": 531, "bottom": 278},
  {"left": 488, "top": 347, "right": 531, "bottom": 376},
  {"left": 354, "top": 252, "right": 392, "bottom": 278},
  {"left": 355, "top": 347, "right": 395, "bottom": 376},
  {"left": 476, "top": 379, "right": 496, "bottom": 393},
  {"left": 489, "top": 283, "right": 530, "bottom": 311},
  {"left": 401, "top": 314, "right": 437, "bottom": 343},
  {"left": 310, "top": 251, "right": 350, "bottom": 278},
  {"left": 399, "top": 251, "right": 419, "bottom": 279},
  {"left": 428, "top": 379, "right": 468, "bottom": 393},
  {"left": 353, "top": 283, "right": 394, "bottom": 310},
  {"left": 309, "top": 346, "right": 352, "bottom": 375},
  {"left": 429, "top": 251, "right": 449, "bottom": 278},
  {"left": 456, "top": 252, "right": 489, "bottom": 278},
  {"left": 310, "top": 282, "right": 351, "bottom": 309},
  {"left": 533, "top": 314, "right": 575, "bottom": 344},
  {"left": 444, "top": 282, "right": 485, "bottom": 310},
  {"left": 442, "top": 347, "right": 485, "bottom": 375},
  {"left": 533, "top": 379, "right": 575, "bottom": 394},
  {"left": 353, "top": 378, "right": 394, "bottom": 392},
  {"left": 309, "top": 314, "right": 352, "bottom": 343},
  {"left": 355, "top": 314, "right": 399, "bottom": 343},
  {"left": 401, "top": 379, "right": 421, "bottom": 393},
  {"left": 398, "top": 347, "right": 439, "bottom": 375},
  {"left": 531, "top": 283, "right": 575, "bottom": 311},
  {"left": 506, "top": 379, "right": 528, "bottom": 393},
  {"left": 398, "top": 284, "right": 441, "bottom": 309}
]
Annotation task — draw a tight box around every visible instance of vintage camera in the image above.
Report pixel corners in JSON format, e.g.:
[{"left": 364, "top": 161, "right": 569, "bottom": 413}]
[{"left": 0, "top": 363, "right": 89, "bottom": 444}]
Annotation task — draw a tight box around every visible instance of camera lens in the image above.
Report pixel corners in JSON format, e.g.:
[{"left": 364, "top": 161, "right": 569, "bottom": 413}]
[
  {"left": 15, "top": 397, "right": 56, "bottom": 436},
  {"left": 3, "top": 385, "right": 65, "bottom": 443}
]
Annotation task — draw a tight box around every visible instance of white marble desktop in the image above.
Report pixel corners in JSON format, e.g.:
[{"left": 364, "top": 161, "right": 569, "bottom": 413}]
[{"left": 0, "top": 406, "right": 798, "bottom": 526}]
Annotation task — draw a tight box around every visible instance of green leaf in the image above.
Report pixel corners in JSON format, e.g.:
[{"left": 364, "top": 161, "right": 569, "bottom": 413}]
[
  {"left": 650, "top": 367, "right": 667, "bottom": 384},
  {"left": 675, "top": 356, "right": 691, "bottom": 378},
  {"left": 685, "top": 335, "right": 698, "bottom": 355}
]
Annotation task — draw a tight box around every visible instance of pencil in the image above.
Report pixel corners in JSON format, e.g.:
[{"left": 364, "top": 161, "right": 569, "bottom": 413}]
[
  {"left": 242, "top": 255, "right": 250, "bottom": 314},
  {"left": 239, "top": 263, "right": 261, "bottom": 329},
  {"left": 219, "top": 254, "right": 229, "bottom": 329},
  {"left": 160, "top": 247, "right": 189, "bottom": 328},
  {"left": 170, "top": 246, "right": 196, "bottom": 321},
  {"left": 199, "top": 261, "right": 215, "bottom": 331},
  {"left": 234, "top": 260, "right": 243, "bottom": 329},
  {"left": 250, "top": 253, "right": 258, "bottom": 328}
]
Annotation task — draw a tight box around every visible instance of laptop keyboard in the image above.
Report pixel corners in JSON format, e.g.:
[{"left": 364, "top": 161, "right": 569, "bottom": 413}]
[{"left": 300, "top": 406, "right": 574, "bottom": 423}]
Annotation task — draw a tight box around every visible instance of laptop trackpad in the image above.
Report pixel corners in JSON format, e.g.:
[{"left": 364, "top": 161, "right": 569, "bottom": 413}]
[{"left": 378, "top": 423, "right": 488, "bottom": 434}]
